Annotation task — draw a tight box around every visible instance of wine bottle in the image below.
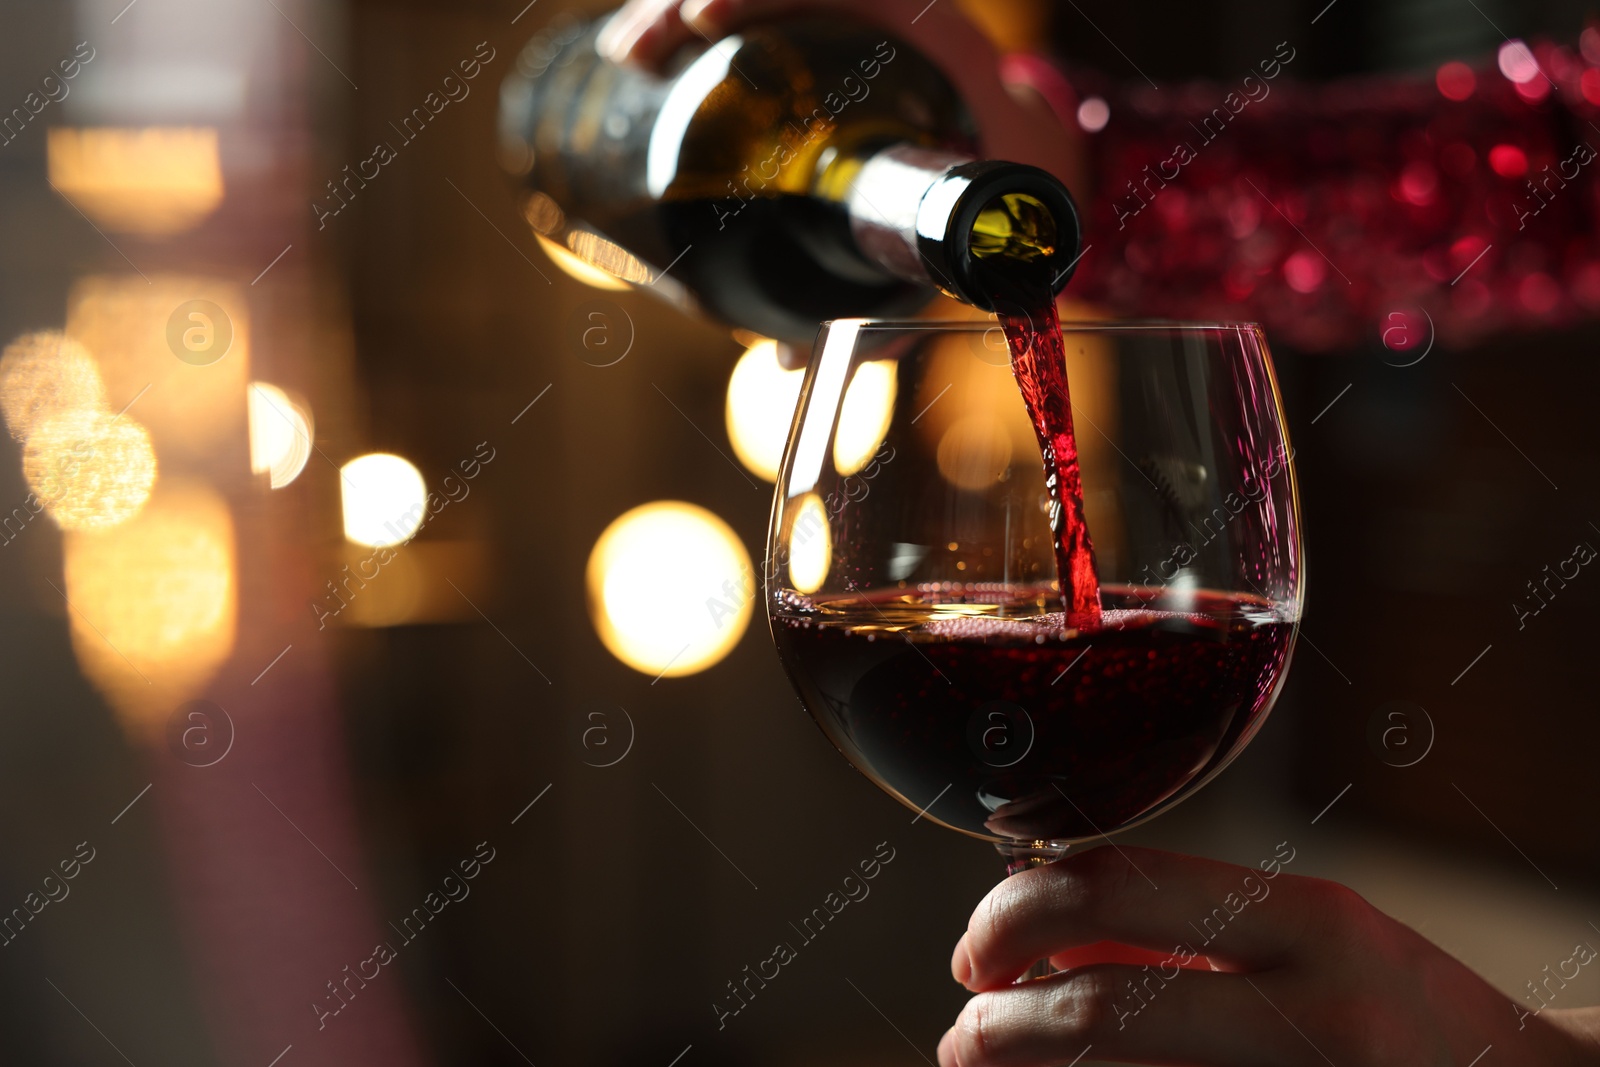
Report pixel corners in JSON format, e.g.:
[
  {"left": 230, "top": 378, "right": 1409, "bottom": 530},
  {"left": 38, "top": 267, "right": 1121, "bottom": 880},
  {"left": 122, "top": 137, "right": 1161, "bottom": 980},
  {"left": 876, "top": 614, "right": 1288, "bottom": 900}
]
[{"left": 498, "top": 15, "right": 1082, "bottom": 345}]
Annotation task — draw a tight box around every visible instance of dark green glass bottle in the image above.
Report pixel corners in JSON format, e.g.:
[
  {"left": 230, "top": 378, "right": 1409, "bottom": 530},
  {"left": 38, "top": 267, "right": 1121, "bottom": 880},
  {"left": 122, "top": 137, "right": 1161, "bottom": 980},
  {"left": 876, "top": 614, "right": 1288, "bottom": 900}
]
[{"left": 499, "top": 15, "right": 1080, "bottom": 345}]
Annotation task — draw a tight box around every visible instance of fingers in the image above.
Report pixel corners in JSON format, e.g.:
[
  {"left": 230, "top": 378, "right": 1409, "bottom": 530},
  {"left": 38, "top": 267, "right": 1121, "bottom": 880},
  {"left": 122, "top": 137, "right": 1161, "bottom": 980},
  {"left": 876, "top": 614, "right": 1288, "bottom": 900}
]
[
  {"left": 773, "top": 340, "right": 807, "bottom": 370},
  {"left": 936, "top": 965, "right": 1296, "bottom": 1067},
  {"left": 597, "top": 0, "right": 753, "bottom": 70},
  {"left": 595, "top": 0, "right": 689, "bottom": 70},
  {"left": 956, "top": 845, "right": 1320, "bottom": 989},
  {"left": 678, "top": 0, "right": 742, "bottom": 38}
]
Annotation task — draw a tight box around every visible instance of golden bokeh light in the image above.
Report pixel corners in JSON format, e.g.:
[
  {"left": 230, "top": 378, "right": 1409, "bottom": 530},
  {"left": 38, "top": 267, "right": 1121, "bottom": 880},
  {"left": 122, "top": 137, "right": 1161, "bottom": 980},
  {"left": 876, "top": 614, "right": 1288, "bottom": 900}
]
[
  {"left": 936, "top": 413, "right": 1014, "bottom": 491},
  {"left": 725, "top": 338, "right": 803, "bottom": 482},
  {"left": 63, "top": 480, "right": 236, "bottom": 734},
  {"left": 0, "top": 331, "right": 107, "bottom": 441},
  {"left": 566, "top": 230, "right": 653, "bottom": 285},
  {"left": 66, "top": 275, "right": 248, "bottom": 458},
  {"left": 248, "top": 382, "right": 312, "bottom": 489},
  {"left": 48, "top": 127, "right": 225, "bottom": 235},
  {"left": 914, "top": 326, "right": 1127, "bottom": 569},
  {"left": 832, "top": 359, "right": 897, "bottom": 476},
  {"left": 786, "top": 493, "right": 832, "bottom": 595},
  {"left": 23, "top": 410, "right": 157, "bottom": 529},
  {"left": 521, "top": 191, "right": 564, "bottom": 235},
  {"left": 534, "top": 233, "right": 632, "bottom": 291},
  {"left": 913, "top": 337, "right": 1028, "bottom": 450},
  {"left": 341, "top": 453, "right": 427, "bottom": 548},
  {"left": 586, "top": 501, "right": 753, "bottom": 678}
]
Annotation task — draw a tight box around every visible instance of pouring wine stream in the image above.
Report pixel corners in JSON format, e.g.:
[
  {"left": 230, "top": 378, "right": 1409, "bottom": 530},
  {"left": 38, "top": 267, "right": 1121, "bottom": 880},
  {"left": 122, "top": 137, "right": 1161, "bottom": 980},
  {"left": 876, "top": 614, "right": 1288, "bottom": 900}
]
[{"left": 979, "top": 191, "right": 1102, "bottom": 980}]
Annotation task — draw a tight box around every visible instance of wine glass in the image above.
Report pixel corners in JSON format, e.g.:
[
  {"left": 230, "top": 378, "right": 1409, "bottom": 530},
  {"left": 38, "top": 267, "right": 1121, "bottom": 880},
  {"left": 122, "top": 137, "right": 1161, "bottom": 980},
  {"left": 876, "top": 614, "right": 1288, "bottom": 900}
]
[{"left": 763, "top": 317, "right": 1302, "bottom": 914}]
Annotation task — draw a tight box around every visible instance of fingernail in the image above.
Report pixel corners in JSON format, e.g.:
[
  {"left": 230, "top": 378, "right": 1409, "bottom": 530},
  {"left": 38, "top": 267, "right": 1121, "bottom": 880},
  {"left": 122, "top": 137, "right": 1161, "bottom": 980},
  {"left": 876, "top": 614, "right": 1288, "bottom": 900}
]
[
  {"left": 936, "top": 1027, "right": 956, "bottom": 1067},
  {"left": 679, "top": 0, "right": 718, "bottom": 32},
  {"left": 596, "top": 1, "right": 661, "bottom": 62},
  {"left": 951, "top": 934, "right": 973, "bottom": 985},
  {"left": 594, "top": 12, "right": 639, "bottom": 61}
]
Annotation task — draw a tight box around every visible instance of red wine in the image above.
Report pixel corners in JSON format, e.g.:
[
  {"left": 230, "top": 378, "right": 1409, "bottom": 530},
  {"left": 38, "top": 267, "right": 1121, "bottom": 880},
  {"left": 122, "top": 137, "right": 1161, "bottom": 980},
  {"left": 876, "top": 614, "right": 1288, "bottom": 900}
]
[
  {"left": 998, "top": 293, "right": 1102, "bottom": 623},
  {"left": 771, "top": 585, "right": 1295, "bottom": 842}
]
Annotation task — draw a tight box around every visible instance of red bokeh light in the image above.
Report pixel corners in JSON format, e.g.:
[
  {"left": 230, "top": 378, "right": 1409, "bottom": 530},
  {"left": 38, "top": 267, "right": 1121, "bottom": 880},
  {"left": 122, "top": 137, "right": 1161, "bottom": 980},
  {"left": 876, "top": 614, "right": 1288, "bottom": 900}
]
[
  {"left": 1380, "top": 308, "right": 1426, "bottom": 351},
  {"left": 1450, "top": 234, "right": 1490, "bottom": 269},
  {"left": 1398, "top": 162, "right": 1438, "bottom": 205},
  {"left": 1519, "top": 273, "right": 1561, "bottom": 314},
  {"left": 1488, "top": 144, "right": 1528, "bottom": 177},
  {"left": 1283, "top": 250, "right": 1326, "bottom": 293},
  {"left": 1514, "top": 76, "right": 1552, "bottom": 102},
  {"left": 1582, "top": 68, "right": 1600, "bottom": 106},
  {"left": 1436, "top": 61, "right": 1476, "bottom": 101},
  {"left": 1582, "top": 26, "right": 1600, "bottom": 66}
]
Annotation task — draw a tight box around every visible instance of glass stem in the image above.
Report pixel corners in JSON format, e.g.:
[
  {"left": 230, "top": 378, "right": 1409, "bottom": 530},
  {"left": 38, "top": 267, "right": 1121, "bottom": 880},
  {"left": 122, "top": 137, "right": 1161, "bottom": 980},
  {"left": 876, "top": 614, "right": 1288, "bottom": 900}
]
[{"left": 995, "top": 840, "right": 1068, "bottom": 981}]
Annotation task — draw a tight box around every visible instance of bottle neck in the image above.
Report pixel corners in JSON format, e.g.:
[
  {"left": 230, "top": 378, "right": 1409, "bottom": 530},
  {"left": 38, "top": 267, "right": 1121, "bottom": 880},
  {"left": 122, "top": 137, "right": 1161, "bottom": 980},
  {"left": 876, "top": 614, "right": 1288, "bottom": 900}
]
[{"left": 840, "top": 144, "right": 1083, "bottom": 311}]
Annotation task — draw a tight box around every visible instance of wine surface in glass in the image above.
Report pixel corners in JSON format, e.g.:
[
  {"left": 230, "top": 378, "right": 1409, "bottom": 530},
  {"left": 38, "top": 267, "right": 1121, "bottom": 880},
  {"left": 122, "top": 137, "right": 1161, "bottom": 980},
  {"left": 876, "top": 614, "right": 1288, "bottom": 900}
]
[{"left": 771, "top": 585, "right": 1295, "bottom": 842}]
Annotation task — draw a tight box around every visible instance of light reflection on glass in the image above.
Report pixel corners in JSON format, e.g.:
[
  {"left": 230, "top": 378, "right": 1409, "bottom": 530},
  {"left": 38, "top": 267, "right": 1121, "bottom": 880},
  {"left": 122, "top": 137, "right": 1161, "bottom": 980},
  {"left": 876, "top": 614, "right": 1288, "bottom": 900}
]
[
  {"left": 785, "top": 492, "right": 831, "bottom": 595},
  {"left": 725, "top": 338, "right": 803, "bottom": 483},
  {"left": 520, "top": 191, "right": 564, "bottom": 234},
  {"left": 534, "top": 233, "right": 632, "bottom": 291},
  {"left": 567, "top": 229, "right": 653, "bottom": 286},
  {"left": 832, "top": 359, "right": 897, "bottom": 476},
  {"left": 47, "top": 127, "right": 224, "bottom": 235},
  {"left": 586, "top": 501, "right": 752, "bottom": 678}
]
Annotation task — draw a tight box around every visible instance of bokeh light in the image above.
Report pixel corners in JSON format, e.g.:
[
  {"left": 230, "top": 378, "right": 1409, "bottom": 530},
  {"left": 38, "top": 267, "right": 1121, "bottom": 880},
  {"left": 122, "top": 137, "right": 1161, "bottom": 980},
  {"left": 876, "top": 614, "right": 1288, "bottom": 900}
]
[
  {"left": 23, "top": 409, "right": 157, "bottom": 529},
  {"left": 0, "top": 331, "right": 108, "bottom": 441},
  {"left": 1497, "top": 40, "right": 1540, "bottom": 84},
  {"left": 521, "top": 191, "right": 564, "bottom": 234},
  {"left": 66, "top": 274, "right": 248, "bottom": 459},
  {"left": 1283, "top": 249, "right": 1327, "bottom": 293},
  {"left": 1396, "top": 162, "right": 1438, "bottom": 207},
  {"left": 1436, "top": 61, "right": 1476, "bottom": 101},
  {"left": 1076, "top": 96, "right": 1110, "bottom": 133},
  {"left": 566, "top": 230, "right": 653, "bottom": 285},
  {"left": 1487, "top": 144, "right": 1527, "bottom": 178},
  {"left": 936, "top": 414, "right": 1014, "bottom": 491},
  {"left": 725, "top": 338, "right": 804, "bottom": 482},
  {"left": 832, "top": 359, "right": 897, "bottom": 476},
  {"left": 914, "top": 328, "right": 1123, "bottom": 556},
  {"left": 786, "top": 493, "right": 831, "bottom": 595},
  {"left": 248, "top": 382, "right": 312, "bottom": 489},
  {"left": 534, "top": 233, "right": 633, "bottom": 291},
  {"left": 341, "top": 453, "right": 427, "bottom": 548},
  {"left": 63, "top": 480, "right": 236, "bottom": 734},
  {"left": 1583, "top": 68, "right": 1600, "bottom": 107},
  {"left": 47, "top": 127, "right": 224, "bottom": 235},
  {"left": 586, "top": 501, "right": 752, "bottom": 678}
]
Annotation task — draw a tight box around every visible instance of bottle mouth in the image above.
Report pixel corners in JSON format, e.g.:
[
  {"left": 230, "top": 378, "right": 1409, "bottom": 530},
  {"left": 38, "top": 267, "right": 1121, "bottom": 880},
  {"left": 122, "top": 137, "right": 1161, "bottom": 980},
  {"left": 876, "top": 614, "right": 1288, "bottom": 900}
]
[
  {"left": 923, "top": 161, "right": 1083, "bottom": 312},
  {"left": 970, "top": 192, "right": 1059, "bottom": 264}
]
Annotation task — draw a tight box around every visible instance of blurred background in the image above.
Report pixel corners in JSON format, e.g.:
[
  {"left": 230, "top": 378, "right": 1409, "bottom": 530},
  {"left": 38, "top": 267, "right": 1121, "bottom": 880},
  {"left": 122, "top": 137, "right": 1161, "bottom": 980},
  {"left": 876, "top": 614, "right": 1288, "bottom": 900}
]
[{"left": 0, "top": 0, "right": 1597, "bottom": 1064}]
